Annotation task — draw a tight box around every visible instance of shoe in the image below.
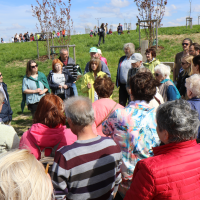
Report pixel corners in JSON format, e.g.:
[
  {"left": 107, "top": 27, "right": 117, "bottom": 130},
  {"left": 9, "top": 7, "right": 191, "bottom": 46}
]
[{"left": 97, "top": 44, "right": 100, "bottom": 47}]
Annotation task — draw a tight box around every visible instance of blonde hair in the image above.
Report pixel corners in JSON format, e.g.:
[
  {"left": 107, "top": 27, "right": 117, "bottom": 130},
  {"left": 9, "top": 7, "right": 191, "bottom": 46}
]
[
  {"left": 0, "top": 149, "right": 53, "bottom": 200},
  {"left": 123, "top": 43, "right": 135, "bottom": 54},
  {"left": 185, "top": 74, "right": 200, "bottom": 98},
  {"left": 181, "top": 55, "right": 193, "bottom": 76}
]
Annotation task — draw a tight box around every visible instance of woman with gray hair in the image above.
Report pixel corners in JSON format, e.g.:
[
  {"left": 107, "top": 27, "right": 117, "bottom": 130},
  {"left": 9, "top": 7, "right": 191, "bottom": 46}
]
[
  {"left": 154, "top": 64, "right": 180, "bottom": 102},
  {"left": 0, "top": 91, "right": 20, "bottom": 153},
  {"left": 116, "top": 43, "right": 135, "bottom": 106},
  {"left": 185, "top": 74, "right": 200, "bottom": 138},
  {"left": 124, "top": 99, "right": 200, "bottom": 200}
]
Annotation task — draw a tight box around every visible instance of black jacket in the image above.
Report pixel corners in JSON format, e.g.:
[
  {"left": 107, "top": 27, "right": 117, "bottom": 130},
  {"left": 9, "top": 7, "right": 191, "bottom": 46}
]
[
  {"left": 177, "top": 70, "right": 189, "bottom": 97},
  {"left": 47, "top": 69, "right": 75, "bottom": 99},
  {"left": 0, "top": 82, "right": 13, "bottom": 122}
]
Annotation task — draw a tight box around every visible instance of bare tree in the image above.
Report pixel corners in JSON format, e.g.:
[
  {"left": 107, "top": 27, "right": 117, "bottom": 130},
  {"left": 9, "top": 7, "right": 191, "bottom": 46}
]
[
  {"left": 32, "top": 0, "right": 73, "bottom": 45},
  {"left": 134, "top": 0, "right": 167, "bottom": 46}
]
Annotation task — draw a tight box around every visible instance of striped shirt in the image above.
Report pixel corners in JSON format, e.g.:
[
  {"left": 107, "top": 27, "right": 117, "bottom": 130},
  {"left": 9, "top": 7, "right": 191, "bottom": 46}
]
[
  {"left": 52, "top": 135, "right": 122, "bottom": 200},
  {"left": 59, "top": 57, "right": 77, "bottom": 80}
]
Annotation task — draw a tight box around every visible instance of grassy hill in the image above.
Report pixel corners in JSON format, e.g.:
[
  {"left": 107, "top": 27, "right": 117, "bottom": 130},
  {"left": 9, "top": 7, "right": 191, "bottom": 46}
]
[{"left": 0, "top": 25, "right": 200, "bottom": 135}]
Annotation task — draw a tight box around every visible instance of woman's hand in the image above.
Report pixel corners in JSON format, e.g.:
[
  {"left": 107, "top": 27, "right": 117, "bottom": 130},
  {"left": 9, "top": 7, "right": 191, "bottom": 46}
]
[
  {"left": 87, "top": 83, "right": 91, "bottom": 89},
  {"left": 63, "top": 85, "right": 68, "bottom": 89},
  {"left": 39, "top": 88, "right": 48, "bottom": 95},
  {"left": 35, "top": 88, "right": 42, "bottom": 93}
]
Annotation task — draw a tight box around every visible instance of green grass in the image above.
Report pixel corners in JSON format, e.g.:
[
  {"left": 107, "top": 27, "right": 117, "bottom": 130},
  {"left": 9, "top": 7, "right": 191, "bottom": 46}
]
[{"left": 0, "top": 25, "right": 200, "bottom": 135}]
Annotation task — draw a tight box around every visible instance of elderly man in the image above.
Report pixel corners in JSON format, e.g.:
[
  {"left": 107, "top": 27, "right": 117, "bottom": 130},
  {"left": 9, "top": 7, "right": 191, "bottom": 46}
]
[
  {"left": 126, "top": 53, "right": 145, "bottom": 92},
  {"left": 59, "top": 49, "right": 78, "bottom": 96},
  {"left": 52, "top": 96, "right": 122, "bottom": 200},
  {"left": 0, "top": 72, "right": 12, "bottom": 124},
  {"left": 189, "top": 43, "right": 200, "bottom": 56},
  {"left": 84, "top": 47, "right": 111, "bottom": 77}
]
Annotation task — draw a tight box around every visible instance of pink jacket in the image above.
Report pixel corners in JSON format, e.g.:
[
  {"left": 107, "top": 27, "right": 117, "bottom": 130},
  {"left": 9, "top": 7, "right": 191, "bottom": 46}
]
[
  {"left": 19, "top": 123, "right": 77, "bottom": 160},
  {"left": 100, "top": 56, "right": 108, "bottom": 65},
  {"left": 92, "top": 98, "right": 124, "bottom": 136}
]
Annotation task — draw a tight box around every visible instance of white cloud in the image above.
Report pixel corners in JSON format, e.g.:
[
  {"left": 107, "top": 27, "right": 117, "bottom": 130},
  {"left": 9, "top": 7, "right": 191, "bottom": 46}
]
[
  {"left": 6, "top": 23, "right": 25, "bottom": 30},
  {"left": 110, "top": 0, "right": 130, "bottom": 8},
  {"left": 176, "top": 16, "right": 186, "bottom": 22},
  {"left": 88, "top": 6, "right": 120, "bottom": 14},
  {"left": 171, "top": 4, "right": 177, "bottom": 10},
  {"left": 164, "top": 5, "right": 177, "bottom": 17},
  {"left": 78, "top": 14, "right": 92, "bottom": 19}
]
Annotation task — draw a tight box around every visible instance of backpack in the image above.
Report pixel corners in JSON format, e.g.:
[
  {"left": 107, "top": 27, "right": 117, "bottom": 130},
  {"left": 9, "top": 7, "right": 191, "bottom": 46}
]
[
  {"left": 34, "top": 142, "right": 60, "bottom": 174},
  {"left": 99, "top": 28, "right": 103, "bottom": 33}
]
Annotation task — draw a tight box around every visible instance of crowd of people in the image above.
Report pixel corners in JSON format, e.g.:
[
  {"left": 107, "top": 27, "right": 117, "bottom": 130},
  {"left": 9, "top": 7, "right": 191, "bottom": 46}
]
[{"left": 1, "top": 38, "right": 200, "bottom": 199}]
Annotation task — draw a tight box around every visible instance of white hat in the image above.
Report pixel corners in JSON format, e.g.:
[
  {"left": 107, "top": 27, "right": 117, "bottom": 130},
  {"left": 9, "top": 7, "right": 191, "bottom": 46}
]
[
  {"left": 97, "top": 49, "right": 102, "bottom": 54},
  {"left": 130, "top": 53, "right": 143, "bottom": 63}
]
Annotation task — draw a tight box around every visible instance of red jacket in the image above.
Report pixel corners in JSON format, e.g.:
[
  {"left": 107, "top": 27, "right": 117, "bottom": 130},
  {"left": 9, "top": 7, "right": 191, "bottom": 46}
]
[{"left": 124, "top": 140, "right": 200, "bottom": 200}]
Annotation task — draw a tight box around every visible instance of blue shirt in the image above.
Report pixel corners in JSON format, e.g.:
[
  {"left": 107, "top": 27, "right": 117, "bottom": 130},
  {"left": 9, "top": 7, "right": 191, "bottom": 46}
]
[{"left": 22, "top": 76, "right": 45, "bottom": 105}]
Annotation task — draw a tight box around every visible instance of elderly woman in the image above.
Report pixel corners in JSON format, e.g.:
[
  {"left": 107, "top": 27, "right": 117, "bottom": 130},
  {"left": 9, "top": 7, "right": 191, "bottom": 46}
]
[
  {"left": 124, "top": 100, "right": 200, "bottom": 200},
  {"left": 0, "top": 91, "right": 20, "bottom": 153},
  {"left": 47, "top": 59, "right": 75, "bottom": 100},
  {"left": 143, "top": 48, "right": 160, "bottom": 73},
  {"left": 185, "top": 74, "right": 200, "bottom": 138},
  {"left": 0, "top": 149, "right": 53, "bottom": 200},
  {"left": 92, "top": 75, "right": 124, "bottom": 136},
  {"left": 20, "top": 94, "right": 77, "bottom": 160},
  {"left": 154, "top": 64, "right": 180, "bottom": 102},
  {"left": 191, "top": 55, "right": 200, "bottom": 75},
  {"left": 21, "top": 60, "right": 50, "bottom": 117},
  {"left": 176, "top": 55, "right": 193, "bottom": 98},
  {"left": 116, "top": 43, "right": 135, "bottom": 106},
  {"left": 103, "top": 72, "right": 160, "bottom": 199}
]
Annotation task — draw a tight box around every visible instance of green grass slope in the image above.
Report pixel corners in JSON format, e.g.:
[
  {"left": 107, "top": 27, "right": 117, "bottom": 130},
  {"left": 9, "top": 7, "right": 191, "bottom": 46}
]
[{"left": 0, "top": 25, "right": 199, "bottom": 134}]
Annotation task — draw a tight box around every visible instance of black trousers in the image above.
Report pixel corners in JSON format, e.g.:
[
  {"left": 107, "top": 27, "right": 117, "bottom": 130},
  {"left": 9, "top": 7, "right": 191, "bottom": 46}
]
[
  {"left": 98, "top": 34, "right": 105, "bottom": 45},
  {"left": 119, "top": 84, "right": 129, "bottom": 107},
  {"left": 28, "top": 102, "right": 39, "bottom": 118}
]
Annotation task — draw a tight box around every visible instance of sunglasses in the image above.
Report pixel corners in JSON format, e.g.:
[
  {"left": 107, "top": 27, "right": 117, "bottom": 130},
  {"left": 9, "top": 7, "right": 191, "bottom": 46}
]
[
  {"left": 0, "top": 74, "right": 2, "bottom": 77},
  {"left": 182, "top": 43, "right": 189, "bottom": 46},
  {"left": 181, "top": 62, "right": 187, "bottom": 65},
  {"left": 154, "top": 73, "right": 160, "bottom": 77},
  {"left": 31, "top": 64, "right": 38, "bottom": 69}
]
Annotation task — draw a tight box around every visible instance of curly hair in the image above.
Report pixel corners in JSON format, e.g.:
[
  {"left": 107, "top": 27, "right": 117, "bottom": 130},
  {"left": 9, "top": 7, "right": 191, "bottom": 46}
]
[
  {"left": 89, "top": 58, "right": 101, "bottom": 73},
  {"left": 94, "top": 75, "right": 114, "bottom": 98},
  {"left": 130, "top": 72, "right": 160, "bottom": 102},
  {"left": 52, "top": 59, "right": 63, "bottom": 72},
  {"left": 145, "top": 48, "right": 156, "bottom": 58},
  {"left": 33, "top": 94, "right": 65, "bottom": 128},
  {"left": 185, "top": 74, "right": 200, "bottom": 98}
]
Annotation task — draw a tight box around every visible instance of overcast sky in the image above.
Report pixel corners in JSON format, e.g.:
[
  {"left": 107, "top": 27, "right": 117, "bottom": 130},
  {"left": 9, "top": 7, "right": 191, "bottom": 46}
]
[{"left": 0, "top": 0, "right": 200, "bottom": 42}]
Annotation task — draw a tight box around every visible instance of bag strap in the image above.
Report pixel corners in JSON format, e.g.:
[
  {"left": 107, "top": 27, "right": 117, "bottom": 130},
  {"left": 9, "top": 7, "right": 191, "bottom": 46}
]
[
  {"left": 97, "top": 102, "right": 118, "bottom": 128},
  {"left": 154, "top": 96, "right": 161, "bottom": 105}
]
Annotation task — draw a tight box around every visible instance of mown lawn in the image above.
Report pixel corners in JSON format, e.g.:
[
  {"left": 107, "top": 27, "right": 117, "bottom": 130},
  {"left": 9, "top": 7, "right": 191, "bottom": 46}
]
[{"left": 0, "top": 25, "right": 200, "bottom": 135}]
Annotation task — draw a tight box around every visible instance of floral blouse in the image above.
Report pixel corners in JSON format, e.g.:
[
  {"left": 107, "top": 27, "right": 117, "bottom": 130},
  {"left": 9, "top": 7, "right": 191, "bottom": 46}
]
[{"left": 102, "top": 100, "right": 160, "bottom": 196}]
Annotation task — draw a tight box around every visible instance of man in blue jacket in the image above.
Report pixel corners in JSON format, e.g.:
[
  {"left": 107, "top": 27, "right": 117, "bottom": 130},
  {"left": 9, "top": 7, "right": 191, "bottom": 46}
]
[{"left": 0, "top": 72, "right": 13, "bottom": 124}]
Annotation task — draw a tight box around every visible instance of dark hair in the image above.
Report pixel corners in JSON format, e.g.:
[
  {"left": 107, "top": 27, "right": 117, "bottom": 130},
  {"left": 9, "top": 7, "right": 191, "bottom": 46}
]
[
  {"left": 145, "top": 48, "right": 156, "bottom": 58},
  {"left": 100, "top": 23, "right": 104, "bottom": 29},
  {"left": 33, "top": 94, "right": 66, "bottom": 128},
  {"left": 183, "top": 38, "right": 192, "bottom": 46},
  {"left": 89, "top": 58, "right": 101, "bottom": 73},
  {"left": 193, "top": 55, "right": 200, "bottom": 69},
  {"left": 26, "top": 60, "right": 37, "bottom": 77},
  {"left": 191, "top": 43, "right": 200, "bottom": 51},
  {"left": 93, "top": 75, "right": 114, "bottom": 98},
  {"left": 130, "top": 72, "right": 160, "bottom": 102}
]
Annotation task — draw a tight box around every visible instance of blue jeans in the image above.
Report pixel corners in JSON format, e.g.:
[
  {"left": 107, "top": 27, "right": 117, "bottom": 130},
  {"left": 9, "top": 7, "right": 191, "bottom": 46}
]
[{"left": 72, "top": 83, "right": 78, "bottom": 96}]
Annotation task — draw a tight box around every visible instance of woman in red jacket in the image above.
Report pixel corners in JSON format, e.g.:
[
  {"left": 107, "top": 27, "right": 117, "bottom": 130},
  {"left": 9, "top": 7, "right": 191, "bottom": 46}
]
[{"left": 124, "top": 99, "right": 200, "bottom": 200}]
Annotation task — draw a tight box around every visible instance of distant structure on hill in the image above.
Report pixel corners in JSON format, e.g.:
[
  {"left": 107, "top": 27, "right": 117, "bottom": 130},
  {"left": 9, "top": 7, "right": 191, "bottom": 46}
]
[{"left": 85, "top": 26, "right": 91, "bottom": 34}]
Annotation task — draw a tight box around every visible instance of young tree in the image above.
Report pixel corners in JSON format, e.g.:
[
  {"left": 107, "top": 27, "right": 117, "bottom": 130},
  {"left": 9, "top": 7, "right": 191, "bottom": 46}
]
[
  {"left": 134, "top": 0, "right": 167, "bottom": 46},
  {"left": 32, "top": 0, "right": 73, "bottom": 46}
]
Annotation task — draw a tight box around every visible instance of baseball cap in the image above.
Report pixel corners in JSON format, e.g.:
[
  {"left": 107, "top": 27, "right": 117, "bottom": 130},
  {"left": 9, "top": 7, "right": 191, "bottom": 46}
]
[
  {"left": 130, "top": 53, "right": 143, "bottom": 63},
  {"left": 89, "top": 47, "right": 98, "bottom": 53},
  {"left": 97, "top": 49, "right": 102, "bottom": 54}
]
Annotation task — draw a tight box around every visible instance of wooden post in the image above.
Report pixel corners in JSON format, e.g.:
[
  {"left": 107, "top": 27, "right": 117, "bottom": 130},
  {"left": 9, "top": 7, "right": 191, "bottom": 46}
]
[
  {"left": 156, "top": 20, "right": 158, "bottom": 49},
  {"left": 198, "top": 16, "right": 200, "bottom": 25},
  {"left": 52, "top": 34, "right": 54, "bottom": 60},
  {"left": 141, "top": 40, "right": 149, "bottom": 62},
  {"left": 37, "top": 39, "right": 39, "bottom": 59},
  {"left": 47, "top": 32, "right": 50, "bottom": 59},
  {"left": 139, "top": 20, "right": 141, "bottom": 48},
  {"left": 186, "top": 18, "right": 188, "bottom": 28},
  {"left": 73, "top": 45, "right": 76, "bottom": 63}
]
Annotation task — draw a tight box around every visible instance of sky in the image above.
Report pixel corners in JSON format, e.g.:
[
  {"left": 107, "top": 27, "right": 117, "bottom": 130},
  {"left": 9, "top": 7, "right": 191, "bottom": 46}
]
[{"left": 0, "top": 0, "right": 200, "bottom": 42}]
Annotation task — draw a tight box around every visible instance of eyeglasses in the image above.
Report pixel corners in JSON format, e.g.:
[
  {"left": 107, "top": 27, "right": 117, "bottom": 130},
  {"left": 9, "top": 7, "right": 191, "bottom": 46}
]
[
  {"left": 182, "top": 43, "right": 189, "bottom": 46},
  {"left": 31, "top": 65, "right": 38, "bottom": 69},
  {"left": 0, "top": 74, "right": 2, "bottom": 77},
  {"left": 181, "top": 62, "right": 187, "bottom": 65},
  {"left": 154, "top": 73, "right": 160, "bottom": 77}
]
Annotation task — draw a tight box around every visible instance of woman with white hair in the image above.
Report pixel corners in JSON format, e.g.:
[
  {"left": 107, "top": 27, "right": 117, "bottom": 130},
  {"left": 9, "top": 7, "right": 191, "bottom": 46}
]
[
  {"left": 0, "top": 149, "right": 53, "bottom": 200},
  {"left": 116, "top": 43, "right": 135, "bottom": 106},
  {"left": 154, "top": 64, "right": 180, "bottom": 102},
  {"left": 185, "top": 74, "right": 200, "bottom": 138}
]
